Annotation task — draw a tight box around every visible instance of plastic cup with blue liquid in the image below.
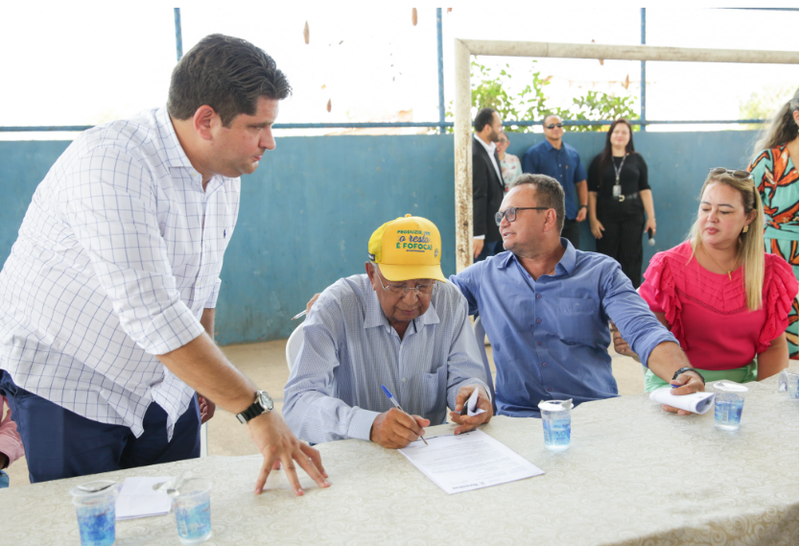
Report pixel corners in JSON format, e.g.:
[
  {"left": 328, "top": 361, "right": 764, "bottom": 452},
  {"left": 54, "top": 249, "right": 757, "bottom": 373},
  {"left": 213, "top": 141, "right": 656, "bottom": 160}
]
[
  {"left": 778, "top": 370, "right": 799, "bottom": 399},
  {"left": 172, "top": 478, "right": 212, "bottom": 545},
  {"left": 713, "top": 381, "right": 748, "bottom": 431},
  {"left": 70, "top": 480, "right": 118, "bottom": 546},
  {"left": 538, "top": 399, "right": 573, "bottom": 451}
]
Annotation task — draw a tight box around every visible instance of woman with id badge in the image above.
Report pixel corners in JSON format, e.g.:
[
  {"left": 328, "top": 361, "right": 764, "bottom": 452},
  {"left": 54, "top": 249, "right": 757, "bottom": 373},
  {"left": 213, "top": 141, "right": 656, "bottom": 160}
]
[{"left": 588, "top": 118, "right": 656, "bottom": 288}]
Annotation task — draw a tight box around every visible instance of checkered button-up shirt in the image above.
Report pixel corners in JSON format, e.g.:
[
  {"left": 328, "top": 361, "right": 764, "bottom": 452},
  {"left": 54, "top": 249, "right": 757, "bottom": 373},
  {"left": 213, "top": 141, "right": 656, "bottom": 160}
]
[{"left": 0, "top": 107, "right": 240, "bottom": 439}]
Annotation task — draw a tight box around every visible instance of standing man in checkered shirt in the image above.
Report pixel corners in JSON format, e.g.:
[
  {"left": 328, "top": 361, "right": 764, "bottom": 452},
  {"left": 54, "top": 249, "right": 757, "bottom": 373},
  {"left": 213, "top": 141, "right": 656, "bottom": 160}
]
[{"left": 0, "top": 34, "right": 329, "bottom": 496}]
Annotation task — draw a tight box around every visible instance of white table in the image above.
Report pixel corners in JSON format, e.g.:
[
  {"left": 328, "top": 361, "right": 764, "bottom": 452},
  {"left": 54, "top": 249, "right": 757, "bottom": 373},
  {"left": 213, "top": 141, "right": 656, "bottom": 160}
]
[{"left": 3, "top": 376, "right": 797, "bottom": 545}]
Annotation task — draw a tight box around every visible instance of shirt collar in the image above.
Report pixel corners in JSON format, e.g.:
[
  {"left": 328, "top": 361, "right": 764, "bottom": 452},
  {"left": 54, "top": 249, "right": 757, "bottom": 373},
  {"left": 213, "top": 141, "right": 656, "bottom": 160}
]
[
  {"left": 542, "top": 139, "right": 561, "bottom": 152},
  {"left": 156, "top": 107, "right": 194, "bottom": 169},
  {"left": 556, "top": 238, "right": 577, "bottom": 275},
  {"left": 474, "top": 134, "right": 497, "bottom": 156},
  {"left": 156, "top": 107, "right": 236, "bottom": 194},
  {"left": 498, "top": 238, "right": 577, "bottom": 276}
]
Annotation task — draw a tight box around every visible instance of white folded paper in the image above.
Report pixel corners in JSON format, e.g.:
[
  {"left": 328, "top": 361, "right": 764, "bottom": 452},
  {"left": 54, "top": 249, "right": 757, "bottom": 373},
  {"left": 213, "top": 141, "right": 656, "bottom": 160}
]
[
  {"left": 649, "top": 387, "right": 715, "bottom": 414},
  {"left": 465, "top": 386, "right": 486, "bottom": 417},
  {"left": 116, "top": 477, "right": 173, "bottom": 520}
]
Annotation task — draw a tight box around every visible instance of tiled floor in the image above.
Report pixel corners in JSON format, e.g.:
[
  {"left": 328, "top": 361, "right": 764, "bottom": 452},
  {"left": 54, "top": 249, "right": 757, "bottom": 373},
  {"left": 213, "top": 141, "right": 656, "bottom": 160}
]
[{"left": 4, "top": 338, "right": 644, "bottom": 487}]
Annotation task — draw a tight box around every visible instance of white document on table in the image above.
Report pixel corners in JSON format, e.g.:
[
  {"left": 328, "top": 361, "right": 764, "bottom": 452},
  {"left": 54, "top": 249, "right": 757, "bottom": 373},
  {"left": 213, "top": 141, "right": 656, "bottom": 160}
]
[
  {"left": 116, "top": 477, "right": 173, "bottom": 520},
  {"left": 399, "top": 429, "right": 544, "bottom": 494},
  {"left": 649, "top": 387, "right": 716, "bottom": 414}
]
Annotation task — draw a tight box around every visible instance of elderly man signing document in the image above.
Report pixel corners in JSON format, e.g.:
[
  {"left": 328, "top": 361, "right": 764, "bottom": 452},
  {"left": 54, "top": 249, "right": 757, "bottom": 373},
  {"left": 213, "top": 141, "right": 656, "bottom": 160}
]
[{"left": 284, "top": 215, "right": 492, "bottom": 448}]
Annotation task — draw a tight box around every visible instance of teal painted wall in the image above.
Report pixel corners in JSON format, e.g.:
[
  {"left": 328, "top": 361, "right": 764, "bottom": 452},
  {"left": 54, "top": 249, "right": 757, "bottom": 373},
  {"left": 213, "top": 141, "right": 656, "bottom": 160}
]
[{"left": 0, "top": 131, "right": 759, "bottom": 344}]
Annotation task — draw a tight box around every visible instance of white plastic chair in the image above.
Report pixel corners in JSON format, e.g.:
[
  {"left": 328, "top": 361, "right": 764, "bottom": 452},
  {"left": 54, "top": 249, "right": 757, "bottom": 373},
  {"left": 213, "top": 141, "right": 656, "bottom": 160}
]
[
  {"left": 286, "top": 324, "right": 305, "bottom": 372},
  {"left": 200, "top": 423, "right": 208, "bottom": 458},
  {"left": 473, "top": 316, "right": 497, "bottom": 414}
]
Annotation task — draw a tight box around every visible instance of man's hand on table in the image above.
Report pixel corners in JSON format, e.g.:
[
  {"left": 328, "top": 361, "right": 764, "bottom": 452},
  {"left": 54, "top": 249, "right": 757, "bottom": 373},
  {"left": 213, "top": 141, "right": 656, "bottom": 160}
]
[
  {"left": 370, "top": 408, "right": 430, "bottom": 449},
  {"left": 247, "top": 411, "right": 330, "bottom": 496},
  {"left": 663, "top": 371, "right": 706, "bottom": 416},
  {"left": 449, "top": 385, "right": 493, "bottom": 434},
  {"left": 198, "top": 395, "right": 216, "bottom": 424},
  {"left": 645, "top": 340, "right": 706, "bottom": 416}
]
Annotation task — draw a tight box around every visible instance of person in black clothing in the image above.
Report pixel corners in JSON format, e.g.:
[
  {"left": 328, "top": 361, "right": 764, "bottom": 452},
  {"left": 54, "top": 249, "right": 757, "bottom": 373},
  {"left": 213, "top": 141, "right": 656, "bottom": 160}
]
[
  {"left": 587, "top": 119, "right": 657, "bottom": 288},
  {"left": 472, "top": 108, "right": 506, "bottom": 262}
]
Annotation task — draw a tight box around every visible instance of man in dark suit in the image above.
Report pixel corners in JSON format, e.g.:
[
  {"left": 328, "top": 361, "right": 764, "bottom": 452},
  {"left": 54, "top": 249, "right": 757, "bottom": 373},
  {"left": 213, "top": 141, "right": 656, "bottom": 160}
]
[{"left": 472, "top": 108, "right": 505, "bottom": 262}]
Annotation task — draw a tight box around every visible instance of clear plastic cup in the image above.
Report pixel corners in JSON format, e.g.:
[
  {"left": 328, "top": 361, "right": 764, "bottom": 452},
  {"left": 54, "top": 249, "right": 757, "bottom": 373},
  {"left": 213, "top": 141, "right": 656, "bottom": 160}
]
[
  {"left": 70, "top": 481, "right": 118, "bottom": 546},
  {"left": 778, "top": 370, "right": 800, "bottom": 399},
  {"left": 713, "top": 380, "right": 748, "bottom": 431},
  {"left": 172, "top": 478, "right": 212, "bottom": 545},
  {"left": 538, "top": 399, "right": 573, "bottom": 451}
]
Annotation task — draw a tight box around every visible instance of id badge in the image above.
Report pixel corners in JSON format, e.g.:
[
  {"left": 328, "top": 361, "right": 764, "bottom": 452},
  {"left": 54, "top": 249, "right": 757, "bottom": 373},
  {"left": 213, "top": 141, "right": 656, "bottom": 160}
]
[{"left": 612, "top": 184, "right": 621, "bottom": 198}]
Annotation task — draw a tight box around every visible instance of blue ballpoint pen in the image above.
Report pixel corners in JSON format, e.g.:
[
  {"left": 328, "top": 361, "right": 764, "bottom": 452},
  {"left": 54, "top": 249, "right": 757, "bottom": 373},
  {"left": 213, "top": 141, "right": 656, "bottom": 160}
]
[{"left": 381, "top": 384, "right": 428, "bottom": 446}]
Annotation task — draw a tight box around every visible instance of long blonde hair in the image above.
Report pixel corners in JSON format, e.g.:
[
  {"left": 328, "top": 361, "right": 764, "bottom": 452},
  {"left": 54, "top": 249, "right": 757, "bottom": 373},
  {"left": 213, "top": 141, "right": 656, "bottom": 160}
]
[
  {"left": 689, "top": 171, "right": 765, "bottom": 311},
  {"left": 752, "top": 88, "right": 799, "bottom": 155}
]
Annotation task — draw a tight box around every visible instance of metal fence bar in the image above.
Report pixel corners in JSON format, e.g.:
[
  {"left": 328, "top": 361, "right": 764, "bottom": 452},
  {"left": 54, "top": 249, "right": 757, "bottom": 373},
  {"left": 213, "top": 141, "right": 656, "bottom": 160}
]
[
  {"left": 461, "top": 40, "right": 797, "bottom": 64},
  {"left": 1, "top": 118, "right": 770, "bottom": 133},
  {"left": 174, "top": 8, "right": 183, "bottom": 61},
  {"left": 640, "top": 8, "right": 647, "bottom": 133},
  {"left": 436, "top": 8, "right": 446, "bottom": 134}
]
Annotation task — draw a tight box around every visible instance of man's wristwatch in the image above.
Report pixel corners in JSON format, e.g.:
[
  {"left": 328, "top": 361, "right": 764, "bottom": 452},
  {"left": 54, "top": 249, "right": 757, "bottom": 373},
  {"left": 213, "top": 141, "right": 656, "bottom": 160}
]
[
  {"left": 672, "top": 367, "right": 705, "bottom": 385},
  {"left": 579, "top": 204, "right": 588, "bottom": 209},
  {"left": 236, "top": 390, "right": 274, "bottom": 424}
]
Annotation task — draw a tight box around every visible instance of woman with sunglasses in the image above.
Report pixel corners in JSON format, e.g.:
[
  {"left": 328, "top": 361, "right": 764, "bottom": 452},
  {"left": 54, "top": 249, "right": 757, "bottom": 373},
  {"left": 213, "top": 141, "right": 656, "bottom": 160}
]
[
  {"left": 614, "top": 168, "right": 797, "bottom": 391},
  {"left": 496, "top": 131, "right": 522, "bottom": 192},
  {"left": 747, "top": 89, "right": 799, "bottom": 360},
  {"left": 587, "top": 119, "right": 655, "bottom": 288}
]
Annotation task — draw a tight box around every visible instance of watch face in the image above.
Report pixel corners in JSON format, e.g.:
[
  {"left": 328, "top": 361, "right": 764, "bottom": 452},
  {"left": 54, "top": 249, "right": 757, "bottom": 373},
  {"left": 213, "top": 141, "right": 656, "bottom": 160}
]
[{"left": 257, "top": 391, "right": 274, "bottom": 412}]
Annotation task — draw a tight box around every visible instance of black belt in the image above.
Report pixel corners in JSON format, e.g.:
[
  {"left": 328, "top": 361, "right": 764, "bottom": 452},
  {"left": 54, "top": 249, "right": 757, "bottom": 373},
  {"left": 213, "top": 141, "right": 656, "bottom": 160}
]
[{"left": 605, "top": 191, "right": 639, "bottom": 203}]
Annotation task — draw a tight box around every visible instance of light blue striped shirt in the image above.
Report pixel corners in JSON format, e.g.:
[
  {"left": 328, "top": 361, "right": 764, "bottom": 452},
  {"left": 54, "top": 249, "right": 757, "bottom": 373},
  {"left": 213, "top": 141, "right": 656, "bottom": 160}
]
[{"left": 283, "top": 274, "right": 489, "bottom": 444}]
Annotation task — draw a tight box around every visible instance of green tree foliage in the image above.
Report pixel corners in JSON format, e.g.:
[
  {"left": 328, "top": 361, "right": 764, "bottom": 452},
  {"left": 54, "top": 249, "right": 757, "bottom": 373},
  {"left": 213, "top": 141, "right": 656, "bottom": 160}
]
[
  {"left": 449, "top": 59, "right": 639, "bottom": 133},
  {"left": 738, "top": 85, "right": 796, "bottom": 130},
  {"left": 569, "top": 91, "right": 640, "bottom": 132}
]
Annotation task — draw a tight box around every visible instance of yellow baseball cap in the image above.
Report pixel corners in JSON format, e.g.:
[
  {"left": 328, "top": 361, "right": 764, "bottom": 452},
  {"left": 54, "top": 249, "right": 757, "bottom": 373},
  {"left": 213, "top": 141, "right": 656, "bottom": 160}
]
[{"left": 368, "top": 214, "right": 447, "bottom": 282}]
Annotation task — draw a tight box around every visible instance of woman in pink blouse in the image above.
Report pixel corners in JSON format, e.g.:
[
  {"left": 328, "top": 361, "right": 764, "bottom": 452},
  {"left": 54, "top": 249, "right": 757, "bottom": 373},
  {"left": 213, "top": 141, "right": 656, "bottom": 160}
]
[
  {"left": 0, "top": 394, "right": 24, "bottom": 488},
  {"left": 615, "top": 168, "right": 798, "bottom": 391}
]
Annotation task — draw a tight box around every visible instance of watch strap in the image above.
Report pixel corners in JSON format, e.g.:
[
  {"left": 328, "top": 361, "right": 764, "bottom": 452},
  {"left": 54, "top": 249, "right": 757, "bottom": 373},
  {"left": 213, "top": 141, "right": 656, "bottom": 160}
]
[
  {"left": 236, "top": 403, "right": 261, "bottom": 424},
  {"left": 672, "top": 366, "right": 705, "bottom": 385},
  {"left": 236, "top": 391, "right": 273, "bottom": 424}
]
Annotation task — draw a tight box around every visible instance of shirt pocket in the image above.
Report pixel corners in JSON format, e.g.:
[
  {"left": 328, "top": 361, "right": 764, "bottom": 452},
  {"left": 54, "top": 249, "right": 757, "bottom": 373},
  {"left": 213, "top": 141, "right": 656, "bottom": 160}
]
[
  {"left": 555, "top": 297, "right": 599, "bottom": 342},
  {"left": 421, "top": 366, "right": 448, "bottom": 425}
]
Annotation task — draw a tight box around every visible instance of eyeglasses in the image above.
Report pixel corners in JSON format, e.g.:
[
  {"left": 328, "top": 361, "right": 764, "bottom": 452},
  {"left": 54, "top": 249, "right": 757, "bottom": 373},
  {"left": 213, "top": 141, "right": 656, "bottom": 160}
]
[
  {"left": 378, "top": 278, "right": 437, "bottom": 297},
  {"left": 497, "top": 139, "right": 509, "bottom": 143},
  {"left": 545, "top": 123, "right": 564, "bottom": 129},
  {"left": 372, "top": 265, "right": 437, "bottom": 297},
  {"left": 709, "top": 167, "right": 753, "bottom": 181},
  {"left": 495, "top": 206, "right": 549, "bottom": 226}
]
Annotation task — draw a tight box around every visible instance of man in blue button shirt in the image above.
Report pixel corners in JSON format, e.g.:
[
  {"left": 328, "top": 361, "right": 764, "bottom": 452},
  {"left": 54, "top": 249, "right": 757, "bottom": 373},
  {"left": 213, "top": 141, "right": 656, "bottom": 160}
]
[
  {"left": 522, "top": 115, "right": 588, "bottom": 249},
  {"left": 450, "top": 174, "right": 706, "bottom": 417}
]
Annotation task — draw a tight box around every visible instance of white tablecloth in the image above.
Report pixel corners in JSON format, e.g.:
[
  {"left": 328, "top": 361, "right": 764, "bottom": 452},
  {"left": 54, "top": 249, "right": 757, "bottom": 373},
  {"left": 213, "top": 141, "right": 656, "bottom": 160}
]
[{"left": 2, "top": 376, "right": 797, "bottom": 545}]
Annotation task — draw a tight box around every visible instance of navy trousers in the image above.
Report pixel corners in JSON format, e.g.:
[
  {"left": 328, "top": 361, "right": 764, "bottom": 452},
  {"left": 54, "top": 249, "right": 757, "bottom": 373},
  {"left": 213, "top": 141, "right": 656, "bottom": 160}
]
[{"left": 0, "top": 371, "right": 200, "bottom": 483}]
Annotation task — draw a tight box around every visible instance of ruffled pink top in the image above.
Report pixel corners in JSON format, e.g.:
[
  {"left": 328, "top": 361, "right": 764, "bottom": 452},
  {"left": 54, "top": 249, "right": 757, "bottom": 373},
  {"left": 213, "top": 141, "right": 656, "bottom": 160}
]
[{"left": 639, "top": 241, "right": 798, "bottom": 371}]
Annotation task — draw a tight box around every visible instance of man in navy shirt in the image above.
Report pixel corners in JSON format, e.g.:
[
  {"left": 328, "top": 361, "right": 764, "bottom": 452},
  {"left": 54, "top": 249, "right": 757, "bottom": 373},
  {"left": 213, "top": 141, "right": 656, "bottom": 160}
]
[
  {"left": 449, "top": 174, "right": 706, "bottom": 417},
  {"left": 522, "top": 115, "right": 588, "bottom": 248}
]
